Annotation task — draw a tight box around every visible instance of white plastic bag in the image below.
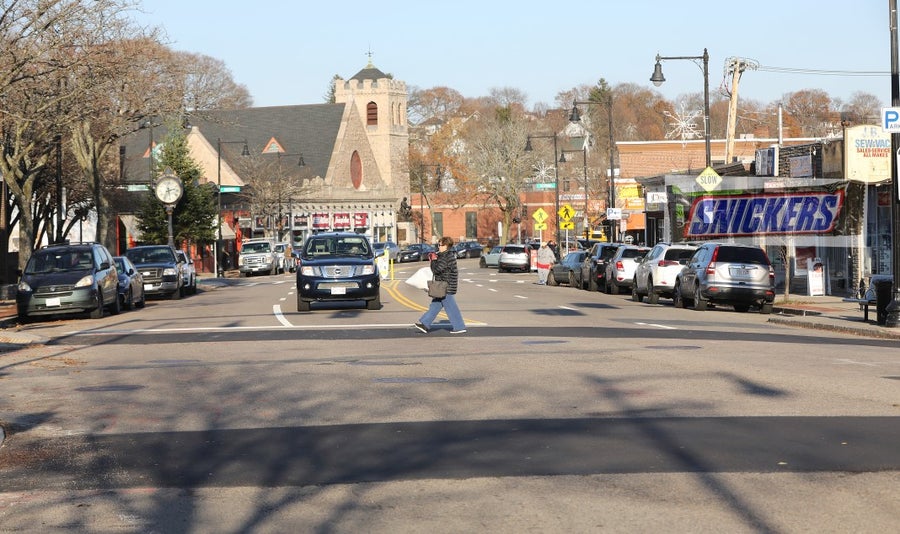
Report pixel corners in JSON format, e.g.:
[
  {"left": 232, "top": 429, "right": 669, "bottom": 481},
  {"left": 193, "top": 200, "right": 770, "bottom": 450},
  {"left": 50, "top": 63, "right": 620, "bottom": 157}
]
[{"left": 405, "top": 266, "right": 433, "bottom": 290}]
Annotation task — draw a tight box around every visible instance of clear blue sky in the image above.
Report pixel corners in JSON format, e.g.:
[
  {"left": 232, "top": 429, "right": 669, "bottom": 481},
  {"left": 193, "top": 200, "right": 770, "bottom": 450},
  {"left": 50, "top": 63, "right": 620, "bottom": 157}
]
[{"left": 133, "top": 0, "right": 892, "bottom": 110}]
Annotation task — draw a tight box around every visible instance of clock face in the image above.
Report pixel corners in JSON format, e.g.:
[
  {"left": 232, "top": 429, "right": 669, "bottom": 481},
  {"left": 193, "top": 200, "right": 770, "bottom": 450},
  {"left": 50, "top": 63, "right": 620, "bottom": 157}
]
[{"left": 155, "top": 177, "right": 183, "bottom": 204}]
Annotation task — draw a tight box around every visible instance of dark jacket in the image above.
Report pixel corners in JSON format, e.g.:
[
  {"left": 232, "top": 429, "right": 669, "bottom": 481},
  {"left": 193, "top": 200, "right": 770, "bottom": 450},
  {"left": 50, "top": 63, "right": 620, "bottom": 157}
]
[{"left": 430, "top": 249, "right": 459, "bottom": 294}]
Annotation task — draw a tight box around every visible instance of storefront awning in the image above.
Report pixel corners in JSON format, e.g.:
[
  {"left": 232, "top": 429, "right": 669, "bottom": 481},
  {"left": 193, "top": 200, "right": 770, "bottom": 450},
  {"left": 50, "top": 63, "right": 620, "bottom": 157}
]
[{"left": 219, "top": 220, "right": 236, "bottom": 240}]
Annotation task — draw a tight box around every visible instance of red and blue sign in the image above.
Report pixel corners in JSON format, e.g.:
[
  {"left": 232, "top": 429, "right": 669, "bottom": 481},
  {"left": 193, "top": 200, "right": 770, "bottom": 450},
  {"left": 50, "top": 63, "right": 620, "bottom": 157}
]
[{"left": 685, "top": 190, "right": 845, "bottom": 238}]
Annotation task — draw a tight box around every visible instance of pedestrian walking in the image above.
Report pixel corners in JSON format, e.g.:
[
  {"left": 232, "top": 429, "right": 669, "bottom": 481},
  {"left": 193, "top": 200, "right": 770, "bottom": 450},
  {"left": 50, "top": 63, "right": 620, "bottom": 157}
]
[
  {"left": 414, "top": 236, "right": 467, "bottom": 334},
  {"left": 536, "top": 241, "right": 556, "bottom": 285}
]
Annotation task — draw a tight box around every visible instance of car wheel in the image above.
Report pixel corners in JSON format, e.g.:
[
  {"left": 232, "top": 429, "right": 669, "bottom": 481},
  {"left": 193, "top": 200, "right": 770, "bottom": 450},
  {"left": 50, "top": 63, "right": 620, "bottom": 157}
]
[
  {"left": 608, "top": 278, "right": 619, "bottom": 294},
  {"left": 108, "top": 288, "right": 121, "bottom": 315},
  {"left": 170, "top": 286, "right": 182, "bottom": 300},
  {"left": 631, "top": 280, "right": 642, "bottom": 302},
  {"left": 568, "top": 271, "right": 577, "bottom": 287},
  {"left": 136, "top": 290, "right": 146, "bottom": 309},
  {"left": 693, "top": 284, "right": 707, "bottom": 311},
  {"left": 673, "top": 281, "right": 689, "bottom": 308},
  {"left": 647, "top": 290, "right": 660, "bottom": 305},
  {"left": 548, "top": 271, "right": 559, "bottom": 286},
  {"left": 366, "top": 294, "right": 381, "bottom": 310},
  {"left": 124, "top": 288, "right": 134, "bottom": 310},
  {"left": 759, "top": 302, "right": 774, "bottom": 314},
  {"left": 90, "top": 291, "right": 104, "bottom": 319},
  {"left": 588, "top": 275, "right": 598, "bottom": 292},
  {"left": 297, "top": 295, "right": 310, "bottom": 312}
]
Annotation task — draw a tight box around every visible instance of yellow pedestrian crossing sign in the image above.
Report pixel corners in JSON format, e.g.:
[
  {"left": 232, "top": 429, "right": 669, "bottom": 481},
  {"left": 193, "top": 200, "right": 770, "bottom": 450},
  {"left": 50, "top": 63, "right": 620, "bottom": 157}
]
[
  {"left": 532, "top": 208, "right": 549, "bottom": 223},
  {"left": 560, "top": 221, "right": 575, "bottom": 230},
  {"left": 558, "top": 204, "right": 575, "bottom": 221}
]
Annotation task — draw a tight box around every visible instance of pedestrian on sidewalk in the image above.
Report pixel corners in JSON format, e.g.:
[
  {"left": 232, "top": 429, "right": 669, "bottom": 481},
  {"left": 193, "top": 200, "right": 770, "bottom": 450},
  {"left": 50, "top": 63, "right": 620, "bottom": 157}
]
[
  {"left": 536, "top": 241, "right": 556, "bottom": 285},
  {"left": 414, "top": 236, "right": 467, "bottom": 334}
]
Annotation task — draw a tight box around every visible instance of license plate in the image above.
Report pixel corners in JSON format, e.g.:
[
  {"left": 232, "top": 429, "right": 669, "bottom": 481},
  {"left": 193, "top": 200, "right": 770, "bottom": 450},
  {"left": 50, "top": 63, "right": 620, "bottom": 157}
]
[
  {"left": 144, "top": 284, "right": 153, "bottom": 291},
  {"left": 330, "top": 287, "right": 346, "bottom": 295},
  {"left": 730, "top": 267, "right": 751, "bottom": 277},
  {"left": 46, "top": 297, "right": 61, "bottom": 307}
]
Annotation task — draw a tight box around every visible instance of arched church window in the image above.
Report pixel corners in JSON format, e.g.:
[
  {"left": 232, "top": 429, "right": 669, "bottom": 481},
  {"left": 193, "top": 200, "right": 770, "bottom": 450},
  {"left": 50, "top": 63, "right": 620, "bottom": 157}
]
[
  {"left": 351, "top": 151, "right": 363, "bottom": 189},
  {"left": 367, "top": 102, "right": 378, "bottom": 126}
]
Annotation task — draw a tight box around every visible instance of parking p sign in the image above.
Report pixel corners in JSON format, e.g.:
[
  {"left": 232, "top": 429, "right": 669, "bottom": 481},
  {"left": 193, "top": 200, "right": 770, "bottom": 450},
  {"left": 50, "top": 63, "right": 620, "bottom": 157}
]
[{"left": 882, "top": 107, "right": 900, "bottom": 131}]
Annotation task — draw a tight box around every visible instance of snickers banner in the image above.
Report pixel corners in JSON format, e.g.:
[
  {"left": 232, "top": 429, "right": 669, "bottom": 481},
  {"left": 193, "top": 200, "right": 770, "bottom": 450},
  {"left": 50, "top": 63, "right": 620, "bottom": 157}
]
[{"left": 683, "top": 183, "right": 848, "bottom": 239}]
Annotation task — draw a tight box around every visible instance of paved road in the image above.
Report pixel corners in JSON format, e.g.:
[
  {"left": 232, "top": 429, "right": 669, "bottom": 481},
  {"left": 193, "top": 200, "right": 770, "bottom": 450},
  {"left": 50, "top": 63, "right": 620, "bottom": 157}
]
[{"left": 0, "top": 264, "right": 898, "bottom": 533}]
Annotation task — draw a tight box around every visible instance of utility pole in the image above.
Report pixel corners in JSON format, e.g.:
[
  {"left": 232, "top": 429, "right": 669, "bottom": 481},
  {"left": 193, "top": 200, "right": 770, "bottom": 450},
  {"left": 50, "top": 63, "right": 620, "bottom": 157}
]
[{"left": 723, "top": 57, "right": 758, "bottom": 164}]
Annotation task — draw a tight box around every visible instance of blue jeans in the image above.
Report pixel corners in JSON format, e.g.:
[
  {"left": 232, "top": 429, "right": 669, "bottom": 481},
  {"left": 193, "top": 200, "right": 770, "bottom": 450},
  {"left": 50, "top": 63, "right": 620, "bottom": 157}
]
[{"left": 419, "top": 293, "right": 466, "bottom": 331}]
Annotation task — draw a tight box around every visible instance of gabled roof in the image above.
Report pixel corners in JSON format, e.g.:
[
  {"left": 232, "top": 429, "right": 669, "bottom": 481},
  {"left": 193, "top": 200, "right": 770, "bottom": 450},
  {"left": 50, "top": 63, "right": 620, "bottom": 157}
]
[{"left": 349, "top": 60, "right": 388, "bottom": 81}]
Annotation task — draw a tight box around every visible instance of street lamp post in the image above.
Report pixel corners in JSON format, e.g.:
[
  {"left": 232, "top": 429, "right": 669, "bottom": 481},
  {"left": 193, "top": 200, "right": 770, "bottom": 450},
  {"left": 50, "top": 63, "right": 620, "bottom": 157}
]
[
  {"left": 569, "top": 99, "right": 617, "bottom": 242},
  {"left": 650, "top": 48, "right": 712, "bottom": 168},
  {"left": 272, "top": 152, "right": 306, "bottom": 242},
  {"left": 216, "top": 138, "right": 250, "bottom": 277},
  {"left": 885, "top": 0, "right": 900, "bottom": 327},
  {"left": 559, "top": 147, "right": 589, "bottom": 242},
  {"left": 419, "top": 164, "right": 441, "bottom": 244},
  {"left": 524, "top": 134, "right": 561, "bottom": 245}
]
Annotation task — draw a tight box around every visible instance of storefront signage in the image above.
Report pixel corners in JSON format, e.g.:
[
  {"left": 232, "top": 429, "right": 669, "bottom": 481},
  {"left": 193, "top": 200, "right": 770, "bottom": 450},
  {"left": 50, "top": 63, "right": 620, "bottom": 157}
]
[
  {"left": 685, "top": 191, "right": 845, "bottom": 238},
  {"left": 354, "top": 212, "right": 368, "bottom": 227},
  {"left": 312, "top": 212, "right": 329, "bottom": 229},
  {"left": 333, "top": 212, "right": 351, "bottom": 229}
]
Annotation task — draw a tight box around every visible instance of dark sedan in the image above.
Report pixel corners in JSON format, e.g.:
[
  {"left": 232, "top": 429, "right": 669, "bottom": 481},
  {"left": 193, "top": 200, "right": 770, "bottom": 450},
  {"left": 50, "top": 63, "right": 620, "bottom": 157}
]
[
  {"left": 398, "top": 243, "right": 435, "bottom": 263},
  {"left": 113, "top": 256, "right": 146, "bottom": 310},
  {"left": 549, "top": 251, "right": 587, "bottom": 287}
]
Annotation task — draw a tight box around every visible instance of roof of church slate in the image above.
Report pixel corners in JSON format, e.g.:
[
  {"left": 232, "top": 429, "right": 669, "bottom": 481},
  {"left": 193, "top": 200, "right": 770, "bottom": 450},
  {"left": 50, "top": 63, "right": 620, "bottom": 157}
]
[{"left": 121, "top": 103, "right": 345, "bottom": 184}]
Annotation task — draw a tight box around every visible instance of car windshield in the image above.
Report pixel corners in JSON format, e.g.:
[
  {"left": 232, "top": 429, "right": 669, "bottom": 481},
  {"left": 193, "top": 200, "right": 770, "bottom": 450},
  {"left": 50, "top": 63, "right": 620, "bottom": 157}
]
[
  {"left": 274, "top": 244, "right": 286, "bottom": 253},
  {"left": 305, "top": 236, "right": 371, "bottom": 257},
  {"left": 717, "top": 246, "right": 768, "bottom": 265},
  {"left": 25, "top": 249, "right": 93, "bottom": 274},
  {"left": 620, "top": 249, "right": 645, "bottom": 259},
  {"left": 126, "top": 247, "right": 175, "bottom": 264},
  {"left": 665, "top": 249, "right": 696, "bottom": 261},
  {"left": 242, "top": 242, "right": 272, "bottom": 253}
]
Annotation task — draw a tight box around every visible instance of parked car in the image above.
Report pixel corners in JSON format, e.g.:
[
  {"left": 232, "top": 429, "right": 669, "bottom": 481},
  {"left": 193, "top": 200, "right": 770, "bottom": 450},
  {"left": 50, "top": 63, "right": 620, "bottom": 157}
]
[
  {"left": 398, "top": 243, "right": 435, "bottom": 263},
  {"left": 549, "top": 250, "right": 587, "bottom": 287},
  {"left": 238, "top": 238, "right": 278, "bottom": 276},
  {"left": 16, "top": 242, "right": 121, "bottom": 321},
  {"left": 125, "top": 244, "right": 184, "bottom": 299},
  {"left": 372, "top": 241, "right": 401, "bottom": 261},
  {"left": 674, "top": 242, "right": 776, "bottom": 313},
  {"left": 296, "top": 232, "right": 381, "bottom": 311},
  {"left": 174, "top": 249, "right": 197, "bottom": 295},
  {"left": 498, "top": 244, "right": 530, "bottom": 272},
  {"left": 579, "top": 242, "right": 622, "bottom": 291},
  {"left": 632, "top": 242, "right": 698, "bottom": 304},
  {"left": 453, "top": 241, "right": 483, "bottom": 259},
  {"left": 113, "top": 255, "right": 146, "bottom": 310},
  {"left": 479, "top": 246, "right": 503, "bottom": 268},
  {"left": 604, "top": 245, "right": 650, "bottom": 294}
]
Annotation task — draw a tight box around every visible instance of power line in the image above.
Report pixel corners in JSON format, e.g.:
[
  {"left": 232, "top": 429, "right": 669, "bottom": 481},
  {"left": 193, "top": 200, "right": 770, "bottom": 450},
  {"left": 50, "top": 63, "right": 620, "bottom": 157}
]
[{"left": 757, "top": 65, "right": 887, "bottom": 77}]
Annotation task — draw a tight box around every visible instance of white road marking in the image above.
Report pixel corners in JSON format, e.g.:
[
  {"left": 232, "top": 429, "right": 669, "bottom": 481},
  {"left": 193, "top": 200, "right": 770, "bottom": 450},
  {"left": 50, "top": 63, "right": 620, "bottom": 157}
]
[
  {"left": 635, "top": 322, "right": 677, "bottom": 330},
  {"left": 515, "top": 295, "right": 528, "bottom": 299},
  {"left": 833, "top": 359, "right": 879, "bottom": 367},
  {"left": 558, "top": 305, "right": 578, "bottom": 311},
  {"left": 273, "top": 304, "right": 293, "bottom": 326}
]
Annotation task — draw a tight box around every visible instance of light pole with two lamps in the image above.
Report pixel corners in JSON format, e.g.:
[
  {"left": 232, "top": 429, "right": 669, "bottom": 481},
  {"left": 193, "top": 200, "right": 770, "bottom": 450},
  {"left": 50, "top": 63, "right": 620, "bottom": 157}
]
[
  {"left": 270, "top": 152, "right": 306, "bottom": 242},
  {"left": 418, "top": 164, "right": 441, "bottom": 244},
  {"left": 216, "top": 138, "right": 250, "bottom": 277},
  {"left": 524, "top": 134, "right": 561, "bottom": 245},
  {"left": 650, "top": 48, "right": 711, "bottom": 168},
  {"left": 569, "top": 98, "right": 617, "bottom": 242}
]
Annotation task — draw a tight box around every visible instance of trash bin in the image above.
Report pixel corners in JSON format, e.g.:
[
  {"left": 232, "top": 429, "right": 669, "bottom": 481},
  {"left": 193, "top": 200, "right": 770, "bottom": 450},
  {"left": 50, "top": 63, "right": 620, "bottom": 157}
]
[{"left": 873, "top": 275, "right": 893, "bottom": 326}]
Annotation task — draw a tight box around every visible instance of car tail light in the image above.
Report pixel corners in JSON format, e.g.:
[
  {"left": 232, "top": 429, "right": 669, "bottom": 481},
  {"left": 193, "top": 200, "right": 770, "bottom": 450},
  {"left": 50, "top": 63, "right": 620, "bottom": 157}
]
[
  {"left": 769, "top": 265, "right": 775, "bottom": 281},
  {"left": 658, "top": 260, "right": 679, "bottom": 267},
  {"left": 705, "top": 262, "right": 716, "bottom": 275},
  {"left": 615, "top": 260, "right": 624, "bottom": 270}
]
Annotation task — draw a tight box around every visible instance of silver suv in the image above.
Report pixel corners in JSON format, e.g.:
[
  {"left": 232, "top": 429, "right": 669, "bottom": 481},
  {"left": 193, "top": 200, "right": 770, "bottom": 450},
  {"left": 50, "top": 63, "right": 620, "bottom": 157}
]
[
  {"left": 632, "top": 242, "right": 698, "bottom": 304},
  {"left": 674, "top": 242, "right": 775, "bottom": 313}
]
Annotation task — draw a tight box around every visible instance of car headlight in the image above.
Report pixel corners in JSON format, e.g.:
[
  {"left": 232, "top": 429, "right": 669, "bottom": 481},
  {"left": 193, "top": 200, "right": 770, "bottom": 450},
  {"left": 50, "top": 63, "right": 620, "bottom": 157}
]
[
  {"left": 17, "top": 280, "right": 31, "bottom": 292},
  {"left": 300, "top": 265, "right": 316, "bottom": 276},
  {"left": 163, "top": 267, "right": 177, "bottom": 276},
  {"left": 360, "top": 264, "right": 375, "bottom": 275},
  {"left": 74, "top": 274, "right": 93, "bottom": 287}
]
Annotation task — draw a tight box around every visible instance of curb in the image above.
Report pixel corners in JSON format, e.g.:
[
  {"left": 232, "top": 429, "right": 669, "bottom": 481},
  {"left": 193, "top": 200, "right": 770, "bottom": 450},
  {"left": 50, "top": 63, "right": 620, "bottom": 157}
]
[{"left": 767, "top": 314, "right": 900, "bottom": 340}]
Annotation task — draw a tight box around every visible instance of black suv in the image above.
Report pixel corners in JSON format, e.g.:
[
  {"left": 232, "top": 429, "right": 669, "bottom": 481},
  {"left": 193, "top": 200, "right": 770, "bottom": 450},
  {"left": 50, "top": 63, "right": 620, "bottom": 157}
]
[
  {"left": 296, "top": 232, "right": 381, "bottom": 311},
  {"left": 16, "top": 242, "right": 120, "bottom": 321},
  {"left": 579, "top": 242, "right": 622, "bottom": 291},
  {"left": 125, "top": 245, "right": 184, "bottom": 299},
  {"left": 674, "top": 242, "right": 775, "bottom": 313}
]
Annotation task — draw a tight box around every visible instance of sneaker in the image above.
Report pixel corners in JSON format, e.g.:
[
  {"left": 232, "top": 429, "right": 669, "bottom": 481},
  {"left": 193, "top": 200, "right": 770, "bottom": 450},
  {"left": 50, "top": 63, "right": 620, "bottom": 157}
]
[
  {"left": 450, "top": 329, "right": 467, "bottom": 334},
  {"left": 414, "top": 322, "right": 429, "bottom": 334}
]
